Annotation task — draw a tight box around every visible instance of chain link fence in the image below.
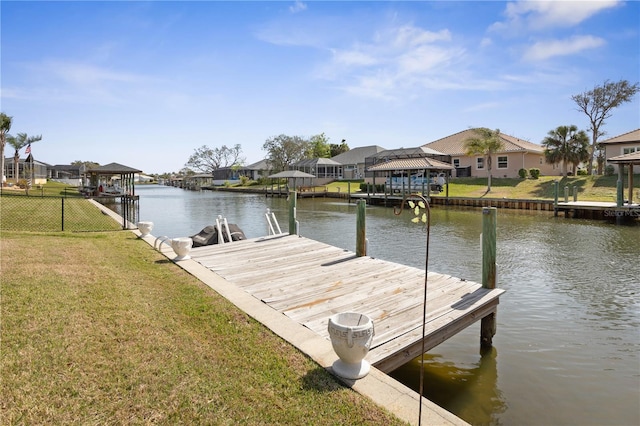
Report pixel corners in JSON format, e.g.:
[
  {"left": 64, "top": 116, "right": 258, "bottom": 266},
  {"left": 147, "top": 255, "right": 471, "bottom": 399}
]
[{"left": 0, "top": 193, "right": 139, "bottom": 232}]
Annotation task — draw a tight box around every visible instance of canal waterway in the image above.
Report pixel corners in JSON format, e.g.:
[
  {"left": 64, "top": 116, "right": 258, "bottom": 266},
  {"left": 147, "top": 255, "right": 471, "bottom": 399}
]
[{"left": 136, "top": 185, "right": 639, "bottom": 425}]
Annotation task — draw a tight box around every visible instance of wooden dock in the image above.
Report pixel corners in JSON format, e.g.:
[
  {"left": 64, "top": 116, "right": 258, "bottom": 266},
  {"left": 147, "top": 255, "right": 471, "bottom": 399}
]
[
  {"left": 189, "top": 234, "right": 505, "bottom": 373},
  {"left": 555, "top": 200, "right": 640, "bottom": 220}
]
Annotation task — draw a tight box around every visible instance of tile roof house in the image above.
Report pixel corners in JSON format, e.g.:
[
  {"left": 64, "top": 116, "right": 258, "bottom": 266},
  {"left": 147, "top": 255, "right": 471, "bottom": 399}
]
[
  {"left": 600, "top": 129, "right": 640, "bottom": 173},
  {"left": 421, "top": 129, "right": 561, "bottom": 178}
]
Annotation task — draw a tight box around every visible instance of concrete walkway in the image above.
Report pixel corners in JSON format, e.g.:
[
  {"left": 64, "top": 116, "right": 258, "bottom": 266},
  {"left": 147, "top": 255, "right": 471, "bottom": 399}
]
[{"left": 138, "top": 230, "right": 468, "bottom": 426}]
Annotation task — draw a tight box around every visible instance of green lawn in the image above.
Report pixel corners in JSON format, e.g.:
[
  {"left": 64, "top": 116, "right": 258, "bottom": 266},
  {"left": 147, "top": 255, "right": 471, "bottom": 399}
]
[{"left": 0, "top": 230, "right": 407, "bottom": 425}]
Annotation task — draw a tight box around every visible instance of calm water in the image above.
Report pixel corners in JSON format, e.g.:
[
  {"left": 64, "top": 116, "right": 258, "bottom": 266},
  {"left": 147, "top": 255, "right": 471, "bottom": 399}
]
[{"left": 136, "top": 185, "right": 639, "bottom": 426}]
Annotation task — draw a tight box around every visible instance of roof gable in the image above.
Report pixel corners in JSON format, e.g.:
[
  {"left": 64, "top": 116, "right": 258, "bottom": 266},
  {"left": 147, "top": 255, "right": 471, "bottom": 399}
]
[
  {"left": 331, "top": 145, "right": 386, "bottom": 164},
  {"left": 600, "top": 129, "right": 640, "bottom": 144},
  {"left": 422, "top": 129, "right": 543, "bottom": 155},
  {"left": 90, "top": 162, "right": 142, "bottom": 174}
]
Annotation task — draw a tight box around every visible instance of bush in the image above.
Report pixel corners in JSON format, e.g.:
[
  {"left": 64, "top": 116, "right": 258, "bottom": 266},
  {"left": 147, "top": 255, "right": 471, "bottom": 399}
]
[
  {"left": 605, "top": 165, "right": 615, "bottom": 176},
  {"left": 518, "top": 168, "right": 527, "bottom": 179},
  {"left": 359, "top": 183, "right": 385, "bottom": 192},
  {"left": 529, "top": 168, "right": 540, "bottom": 179},
  {"left": 239, "top": 175, "right": 250, "bottom": 186},
  {"left": 577, "top": 168, "right": 588, "bottom": 176}
]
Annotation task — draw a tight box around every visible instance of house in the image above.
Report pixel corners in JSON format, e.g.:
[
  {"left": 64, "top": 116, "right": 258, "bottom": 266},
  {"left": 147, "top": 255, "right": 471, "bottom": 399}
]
[
  {"left": 421, "top": 129, "right": 560, "bottom": 178},
  {"left": 291, "top": 158, "right": 342, "bottom": 185},
  {"left": 600, "top": 129, "right": 640, "bottom": 173},
  {"left": 239, "top": 159, "right": 271, "bottom": 181},
  {"left": 330, "top": 145, "right": 386, "bottom": 179},
  {"left": 3, "top": 156, "right": 48, "bottom": 185}
]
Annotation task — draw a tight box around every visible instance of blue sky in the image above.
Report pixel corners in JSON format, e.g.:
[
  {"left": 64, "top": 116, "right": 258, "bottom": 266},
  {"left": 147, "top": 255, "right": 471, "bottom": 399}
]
[{"left": 2, "top": 0, "right": 639, "bottom": 175}]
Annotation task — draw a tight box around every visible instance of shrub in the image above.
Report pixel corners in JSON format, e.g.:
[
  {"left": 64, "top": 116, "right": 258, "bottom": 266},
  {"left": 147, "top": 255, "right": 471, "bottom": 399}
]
[
  {"left": 529, "top": 168, "right": 540, "bottom": 179},
  {"left": 239, "top": 175, "right": 250, "bottom": 186},
  {"left": 518, "top": 168, "right": 527, "bottom": 179},
  {"left": 605, "top": 165, "right": 615, "bottom": 176},
  {"left": 577, "top": 168, "right": 588, "bottom": 176},
  {"left": 359, "top": 183, "right": 384, "bottom": 192}
]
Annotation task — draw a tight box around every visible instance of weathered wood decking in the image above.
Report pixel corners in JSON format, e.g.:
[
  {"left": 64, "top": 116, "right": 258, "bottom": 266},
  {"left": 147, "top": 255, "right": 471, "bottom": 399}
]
[{"left": 189, "top": 234, "right": 505, "bottom": 373}]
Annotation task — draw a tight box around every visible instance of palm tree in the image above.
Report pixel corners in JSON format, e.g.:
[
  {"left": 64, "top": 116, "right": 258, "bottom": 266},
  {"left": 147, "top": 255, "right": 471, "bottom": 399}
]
[
  {"left": 6, "top": 132, "right": 42, "bottom": 183},
  {"left": 463, "top": 128, "right": 504, "bottom": 193},
  {"left": 0, "top": 113, "right": 12, "bottom": 185},
  {"left": 542, "top": 125, "right": 589, "bottom": 177}
]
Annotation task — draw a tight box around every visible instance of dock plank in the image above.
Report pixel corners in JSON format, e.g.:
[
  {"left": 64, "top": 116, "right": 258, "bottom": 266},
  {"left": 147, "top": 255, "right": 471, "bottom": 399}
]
[{"left": 189, "top": 234, "right": 504, "bottom": 373}]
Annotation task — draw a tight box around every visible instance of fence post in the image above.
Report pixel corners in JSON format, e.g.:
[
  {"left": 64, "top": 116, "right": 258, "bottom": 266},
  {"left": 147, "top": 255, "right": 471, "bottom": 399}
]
[
  {"left": 356, "top": 200, "right": 366, "bottom": 257},
  {"left": 481, "top": 207, "right": 497, "bottom": 347},
  {"left": 61, "top": 197, "right": 65, "bottom": 231}
]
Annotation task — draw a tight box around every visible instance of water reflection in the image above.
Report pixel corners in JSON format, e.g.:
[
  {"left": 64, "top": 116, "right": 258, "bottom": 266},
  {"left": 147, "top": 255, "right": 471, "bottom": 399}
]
[{"left": 391, "top": 347, "right": 506, "bottom": 426}]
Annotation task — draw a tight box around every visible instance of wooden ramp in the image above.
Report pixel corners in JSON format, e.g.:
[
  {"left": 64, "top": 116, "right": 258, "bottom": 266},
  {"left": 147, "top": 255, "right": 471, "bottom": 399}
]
[{"left": 189, "top": 234, "right": 505, "bottom": 373}]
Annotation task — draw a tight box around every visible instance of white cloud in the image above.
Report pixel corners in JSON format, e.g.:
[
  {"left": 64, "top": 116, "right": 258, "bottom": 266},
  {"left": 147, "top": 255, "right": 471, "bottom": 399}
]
[
  {"left": 289, "top": 1, "right": 307, "bottom": 14},
  {"left": 523, "top": 35, "right": 606, "bottom": 61},
  {"left": 492, "top": 0, "right": 621, "bottom": 32},
  {"left": 319, "top": 24, "right": 466, "bottom": 99}
]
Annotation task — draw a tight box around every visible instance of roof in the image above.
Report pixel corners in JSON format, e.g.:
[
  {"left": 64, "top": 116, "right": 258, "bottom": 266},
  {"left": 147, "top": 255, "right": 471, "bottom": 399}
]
[
  {"left": 293, "top": 158, "right": 341, "bottom": 167},
  {"left": 607, "top": 151, "right": 640, "bottom": 165},
  {"left": 599, "top": 129, "right": 640, "bottom": 144},
  {"left": 367, "top": 157, "right": 454, "bottom": 171},
  {"left": 244, "top": 159, "right": 270, "bottom": 170},
  {"left": 88, "top": 162, "right": 142, "bottom": 174},
  {"left": 421, "top": 129, "right": 544, "bottom": 156},
  {"left": 330, "top": 145, "right": 386, "bottom": 164},
  {"left": 369, "top": 146, "right": 447, "bottom": 160},
  {"left": 268, "top": 170, "right": 316, "bottom": 178}
]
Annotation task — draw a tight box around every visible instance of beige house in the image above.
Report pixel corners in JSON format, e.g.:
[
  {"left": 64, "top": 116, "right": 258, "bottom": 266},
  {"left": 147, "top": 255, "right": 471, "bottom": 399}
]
[
  {"left": 422, "top": 129, "right": 560, "bottom": 178},
  {"left": 600, "top": 129, "right": 640, "bottom": 173}
]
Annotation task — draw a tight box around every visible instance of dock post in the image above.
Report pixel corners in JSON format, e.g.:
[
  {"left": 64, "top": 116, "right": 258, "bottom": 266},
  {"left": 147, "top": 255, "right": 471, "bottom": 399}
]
[
  {"left": 564, "top": 185, "right": 569, "bottom": 202},
  {"left": 616, "top": 167, "right": 624, "bottom": 207},
  {"left": 553, "top": 180, "right": 559, "bottom": 216},
  {"left": 288, "top": 191, "right": 297, "bottom": 235},
  {"left": 356, "top": 200, "right": 366, "bottom": 257},
  {"left": 481, "top": 207, "right": 497, "bottom": 347},
  {"left": 573, "top": 186, "right": 578, "bottom": 202}
]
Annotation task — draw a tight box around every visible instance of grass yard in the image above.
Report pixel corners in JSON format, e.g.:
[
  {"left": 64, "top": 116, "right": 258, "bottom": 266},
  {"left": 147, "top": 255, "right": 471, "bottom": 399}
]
[{"left": 0, "top": 231, "right": 407, "bottom": 425}]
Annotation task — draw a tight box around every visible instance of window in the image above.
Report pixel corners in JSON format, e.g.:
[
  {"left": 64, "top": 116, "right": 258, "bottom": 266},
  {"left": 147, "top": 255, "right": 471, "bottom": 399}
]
[
  {"left": 497, "top": 156, "right": 508, "bottom": 169},
  {"left": 476, "top": 157, "right": 484, "bottom": 169},
  {"left": 623, "top": 146, "right": 639, "bottom": 154},
  {"left": 453, "top": 159, "right": 460, "bottom": 168}
]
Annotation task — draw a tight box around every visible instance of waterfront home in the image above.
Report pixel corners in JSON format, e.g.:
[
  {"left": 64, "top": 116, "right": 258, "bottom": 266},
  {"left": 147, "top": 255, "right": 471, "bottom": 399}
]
[
  {"left": 330, "top": 145, "right": 386, "bottom": 180},
  {"left": 600, "top": 129, "right": 640, "bottom": 173},
  {"left": 421, "top": 128, "right": 560, "bottom": 178}
]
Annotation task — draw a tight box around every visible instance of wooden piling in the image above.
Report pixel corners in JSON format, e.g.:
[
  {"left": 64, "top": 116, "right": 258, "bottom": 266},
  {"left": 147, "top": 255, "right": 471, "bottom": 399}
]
[
  {"left": 553, "top": 180, "right": 559, "bottom": 216},
  {"left": 288, "top": 191, "right": 297, "bottom": 235},
  {"left": 356, "top": 199, "right": 366, "bottom": 257},
  {"left": 481, "top": 207, "right": 497, "bottom": 347}
]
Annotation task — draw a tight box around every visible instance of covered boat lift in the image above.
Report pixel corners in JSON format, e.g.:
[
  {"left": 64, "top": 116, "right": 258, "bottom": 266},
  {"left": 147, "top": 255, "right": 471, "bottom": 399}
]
[
  {"left": 366, "top": 156, "right": 455, "bottom": 200},
  {"left": 607, "top": 151, "right": 640, "bottom": 206}
]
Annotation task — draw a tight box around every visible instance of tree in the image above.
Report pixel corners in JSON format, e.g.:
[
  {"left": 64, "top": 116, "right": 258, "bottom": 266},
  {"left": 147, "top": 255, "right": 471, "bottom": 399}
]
[
  {"left": 330, "top": 139, "right": 350, "bottom": 157},
  {"left": 308, "top": 133, "right": 331, "bottom": 158},
  {"left": 463, "top": 128, "right": 504, "bottom": 193},
  {"left": 6, "top": 132, "right": 42, "bottom": 182},
  {"left": 542, "top": 125, "right": 590, "bottom": 177},
  {"left": 572, "top": 79, "right": 640, "bottom": 175},
  {"left": 0, "top": 113, "right": 12, "bottom": 185},
  {"left": 262, "top": 134, "right": 310, "bottom": 172},
  {"left": 185, "top": 144, "right": 244, "bottom": 174},
  {"left": 71, "top": 160, "right": 101, "bottom": 170}
]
